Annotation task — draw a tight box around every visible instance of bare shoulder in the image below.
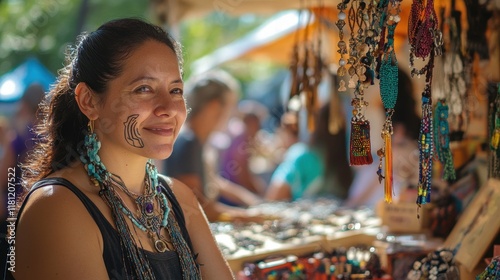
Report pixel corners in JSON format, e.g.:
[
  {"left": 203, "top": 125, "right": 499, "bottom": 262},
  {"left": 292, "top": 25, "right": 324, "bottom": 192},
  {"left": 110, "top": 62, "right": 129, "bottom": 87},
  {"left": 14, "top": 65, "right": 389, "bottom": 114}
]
[
  {"left": 160, "top": 175, "right": 207, "bottom": 226},
  {"left": 15, "top": 184, "right": 106, "bottom": 279},
  {"left": 161, "top": 175, "right": 198, "bottom": 207},
  {"left": 18, "top": 183, "right": 98, "bottom": 229}
]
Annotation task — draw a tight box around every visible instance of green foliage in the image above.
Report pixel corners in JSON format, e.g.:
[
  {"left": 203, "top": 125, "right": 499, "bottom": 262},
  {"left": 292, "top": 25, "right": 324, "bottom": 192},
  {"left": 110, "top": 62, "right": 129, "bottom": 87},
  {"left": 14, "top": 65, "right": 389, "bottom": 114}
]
[
  {"left": 0, "top": 0, "right": 75, "bottom": 74},
  {"left": 0, "top": 0, "right": 149, "bottom": 75},
  {"left": 179, "top": 12, "right": 271, "bottom": 80},
  {"left": 0, "top": 1, "right": 282, "bottom": 91}
]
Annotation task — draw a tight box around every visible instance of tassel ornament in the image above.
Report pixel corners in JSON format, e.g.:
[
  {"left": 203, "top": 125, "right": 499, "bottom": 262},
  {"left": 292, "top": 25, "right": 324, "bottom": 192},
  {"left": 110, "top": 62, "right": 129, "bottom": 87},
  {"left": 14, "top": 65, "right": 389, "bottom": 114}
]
[
  {"left": 350, "top": 119, "right": 373, "bottom": 165},
  {"left": 383, "top": 130, "right": 393, "bottom": 203}
]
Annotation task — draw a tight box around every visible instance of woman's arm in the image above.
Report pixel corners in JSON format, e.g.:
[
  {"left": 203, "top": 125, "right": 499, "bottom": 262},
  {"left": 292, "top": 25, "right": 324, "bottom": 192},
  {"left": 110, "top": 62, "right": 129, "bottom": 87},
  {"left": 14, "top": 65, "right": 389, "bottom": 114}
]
[
  {"left": 264, "top": 180, "right": 292, "bottom": 201},
  {"left": 14, "top": 185, "right": 108, "bottom": 280},
  {"left": 170, "top": 178, "right": 234, "bottom": 280}
]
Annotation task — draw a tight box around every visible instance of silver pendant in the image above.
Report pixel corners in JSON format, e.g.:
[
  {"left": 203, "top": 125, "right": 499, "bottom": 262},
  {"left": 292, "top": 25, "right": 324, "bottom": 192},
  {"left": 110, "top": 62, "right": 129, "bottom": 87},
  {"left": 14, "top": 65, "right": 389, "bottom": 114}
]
[{"left": 154, "top": 238, "right": 169, "bottom": 252}]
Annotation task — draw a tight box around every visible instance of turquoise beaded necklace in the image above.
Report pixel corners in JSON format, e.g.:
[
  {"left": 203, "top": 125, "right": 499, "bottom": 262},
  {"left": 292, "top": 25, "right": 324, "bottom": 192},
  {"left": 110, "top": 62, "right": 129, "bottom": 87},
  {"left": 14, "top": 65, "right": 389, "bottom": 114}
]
[
  {"left": 79, "top": 122, "right": 201, "bottom": 279},
  {"left": 81, "top": 132, "right": 171, "bottom": 253},
  {"left": 375, "top": 0, "right": 401, "bottom": 203}
]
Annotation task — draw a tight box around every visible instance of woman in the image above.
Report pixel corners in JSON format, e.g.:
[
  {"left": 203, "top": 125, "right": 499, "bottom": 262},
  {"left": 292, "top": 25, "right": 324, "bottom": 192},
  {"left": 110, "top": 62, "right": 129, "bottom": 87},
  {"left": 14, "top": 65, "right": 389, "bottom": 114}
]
[{"left": 12, "top": 18, "right": 233, "bottom": 280}]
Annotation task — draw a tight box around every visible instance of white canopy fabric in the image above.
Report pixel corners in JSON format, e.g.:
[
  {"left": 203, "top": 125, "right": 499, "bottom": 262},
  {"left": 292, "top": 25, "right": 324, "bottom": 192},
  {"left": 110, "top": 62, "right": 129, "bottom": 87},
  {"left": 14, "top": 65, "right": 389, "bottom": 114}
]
[{"left": 190, "top": 10, "right": 314, "bottom": 74}]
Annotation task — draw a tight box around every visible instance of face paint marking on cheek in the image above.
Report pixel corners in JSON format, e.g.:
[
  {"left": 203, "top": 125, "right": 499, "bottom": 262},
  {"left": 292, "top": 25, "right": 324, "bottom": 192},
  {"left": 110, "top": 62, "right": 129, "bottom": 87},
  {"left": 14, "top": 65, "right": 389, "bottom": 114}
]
[{"left": 123, "top": 114, "right": 144, "bottom": 148}]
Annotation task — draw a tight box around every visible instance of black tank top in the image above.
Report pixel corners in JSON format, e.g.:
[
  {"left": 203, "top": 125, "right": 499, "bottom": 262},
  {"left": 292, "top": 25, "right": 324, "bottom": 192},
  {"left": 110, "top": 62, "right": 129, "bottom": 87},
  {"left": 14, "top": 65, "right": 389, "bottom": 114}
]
[{"left": 10, "top": 176, "right": 195, "bottom": 280}]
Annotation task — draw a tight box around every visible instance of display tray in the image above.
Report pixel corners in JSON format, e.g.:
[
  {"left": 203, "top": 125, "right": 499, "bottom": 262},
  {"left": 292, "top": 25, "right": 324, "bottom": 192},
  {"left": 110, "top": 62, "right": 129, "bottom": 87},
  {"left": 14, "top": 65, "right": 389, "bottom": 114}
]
[
  {"left": 225, "top": 235, "right": 325, "bottom": 272},
  {"left": 210, "top": 200, "right": 383, "bottom": 273},
  {"left": 444, "top": 178, "right": 500, "bottom": 273}
]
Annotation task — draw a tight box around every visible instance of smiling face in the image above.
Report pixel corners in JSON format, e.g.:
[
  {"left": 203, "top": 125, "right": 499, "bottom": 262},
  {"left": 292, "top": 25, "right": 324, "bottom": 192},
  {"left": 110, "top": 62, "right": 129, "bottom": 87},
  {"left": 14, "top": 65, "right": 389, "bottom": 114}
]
[{"left": 93, "top": 40, "right": 186, "bottom": 160}]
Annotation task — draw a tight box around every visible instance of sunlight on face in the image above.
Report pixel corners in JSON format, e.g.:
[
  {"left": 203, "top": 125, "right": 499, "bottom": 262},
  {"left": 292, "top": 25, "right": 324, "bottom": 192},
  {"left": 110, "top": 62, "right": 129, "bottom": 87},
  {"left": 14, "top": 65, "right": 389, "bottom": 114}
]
[{"left": 95, "top": 40, "right": 187, "bottom": 160}]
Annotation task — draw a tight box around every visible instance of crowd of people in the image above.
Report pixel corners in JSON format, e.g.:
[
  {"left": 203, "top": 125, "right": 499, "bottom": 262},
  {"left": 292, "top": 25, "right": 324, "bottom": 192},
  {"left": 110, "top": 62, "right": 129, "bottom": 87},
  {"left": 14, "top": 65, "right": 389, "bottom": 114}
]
[{"left": 0, "top": 17, "right": 433, "bottom": 279}]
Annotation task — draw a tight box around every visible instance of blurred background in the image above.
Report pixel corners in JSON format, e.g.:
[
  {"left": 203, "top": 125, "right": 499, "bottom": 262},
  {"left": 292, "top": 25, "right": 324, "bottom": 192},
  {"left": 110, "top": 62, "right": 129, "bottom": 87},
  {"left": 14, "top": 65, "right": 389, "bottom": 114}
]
[{"left": 0, "top": 0, "right": 289, "bottom": 119}]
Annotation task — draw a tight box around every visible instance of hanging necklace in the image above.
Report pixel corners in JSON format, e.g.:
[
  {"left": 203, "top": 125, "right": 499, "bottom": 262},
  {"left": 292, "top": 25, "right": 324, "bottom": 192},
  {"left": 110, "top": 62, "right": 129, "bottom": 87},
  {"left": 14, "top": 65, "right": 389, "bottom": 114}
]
[
  {"left": 340, "top": 0, "right": 376, "bottom": 166},
  {"left": 374, "top": 0, "right": 402, "bottom": 203},
  {"left": 408, "top": 0, "right": 444, "bottom": 214}
]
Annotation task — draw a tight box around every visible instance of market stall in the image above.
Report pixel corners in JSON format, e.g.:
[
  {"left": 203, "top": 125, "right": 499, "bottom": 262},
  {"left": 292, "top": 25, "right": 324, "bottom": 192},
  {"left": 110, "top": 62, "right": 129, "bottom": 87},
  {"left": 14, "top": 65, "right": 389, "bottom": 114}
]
[{"left": 154, "top": 0, "right": 500, "bottom": 279}]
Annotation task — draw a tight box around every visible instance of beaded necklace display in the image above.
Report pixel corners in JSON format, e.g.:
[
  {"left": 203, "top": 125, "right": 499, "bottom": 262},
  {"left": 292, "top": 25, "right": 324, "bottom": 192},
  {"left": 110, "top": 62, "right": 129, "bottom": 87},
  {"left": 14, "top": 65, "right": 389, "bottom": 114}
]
[
  {"left": 79, "top": 122, "right": 201, "bottom": 279},
  {"left": 431, "top": 7, "right": 458, "bottom": 182},
  {"left": 444, "top": 8, "right": 468, "bottom": 139},
  {"left": 434, "top": 100, "right": 456, "bottom": 180},
  {"left": 374, "top": 0, "right": 401, "bottom": 203},
  {"left": 306, "top": 5, "right": 326, "bottom": 132},
  {"left": 288, "top": 6, "right": 324, "bottom": 133},
  {"left": 490, "top": 84, "right": 500, "bottom": 178},
  {"left": 289, "top": 8, "right": 304, "bottom": 103},
  {"left": 408, "top": 0, "right": 443, "bottom": 211},
  {"left": 476, "top": 256, "right": 500, "bottom": 280},
  {"left": 338, "top": 0, "right": 379, "bottom": 166},
  {"left": 336, "top": 0, "right": 348, "bottom": 90}
]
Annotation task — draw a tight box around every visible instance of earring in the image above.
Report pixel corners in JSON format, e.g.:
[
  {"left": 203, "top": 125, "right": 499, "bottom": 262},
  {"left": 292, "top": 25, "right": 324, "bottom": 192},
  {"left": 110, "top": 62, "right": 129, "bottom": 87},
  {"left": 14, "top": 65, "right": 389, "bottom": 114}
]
[
  {"left": 88, "top": 119, "right": 95, "bottom": 134},
  {"left": 80, "top": 119, "right": 108, "bottom": 185}
]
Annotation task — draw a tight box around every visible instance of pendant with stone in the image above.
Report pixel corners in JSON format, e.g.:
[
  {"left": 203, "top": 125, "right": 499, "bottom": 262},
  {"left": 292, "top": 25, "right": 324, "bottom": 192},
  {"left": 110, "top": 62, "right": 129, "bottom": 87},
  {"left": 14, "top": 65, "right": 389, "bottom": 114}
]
[
  {"left": 137, "top": 195, "right": 155, "bottom": 217},
  {"left": 154, "top": 238, "right": 169, "bottom": 252}
]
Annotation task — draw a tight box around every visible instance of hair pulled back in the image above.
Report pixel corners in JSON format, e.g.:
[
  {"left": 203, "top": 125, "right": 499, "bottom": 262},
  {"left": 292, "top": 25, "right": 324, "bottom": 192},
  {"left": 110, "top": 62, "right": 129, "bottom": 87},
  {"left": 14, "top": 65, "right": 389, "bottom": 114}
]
[{"left": 22, "top": 18, "right": 183, "bottom": 190}]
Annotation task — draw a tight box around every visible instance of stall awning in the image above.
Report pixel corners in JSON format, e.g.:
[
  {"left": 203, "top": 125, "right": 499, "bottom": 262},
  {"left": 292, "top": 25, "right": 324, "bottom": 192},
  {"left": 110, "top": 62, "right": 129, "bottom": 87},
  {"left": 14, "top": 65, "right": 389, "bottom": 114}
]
[
  {"left": 189, "top": 6, "right": 411, "bottom": 73},
  {"left": 154, "top": 0, "right": 330, "bottom": 25},
  {"left": 190, "top": 10, "right": 316, "bottom": 74}
]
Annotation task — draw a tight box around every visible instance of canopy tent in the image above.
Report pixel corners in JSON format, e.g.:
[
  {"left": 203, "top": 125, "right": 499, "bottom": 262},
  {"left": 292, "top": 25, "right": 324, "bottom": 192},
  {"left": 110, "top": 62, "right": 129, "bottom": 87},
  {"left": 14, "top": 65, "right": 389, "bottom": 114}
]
[
  {"left": 190, "top": 10, "right": 315, "bottom": 74},
  {"left": 154, "top": 0, "right": 478, "bottom": 26},
  {"left": 156, "top": 0, "right": 492, "bottom": 74},
  {"left": 153, "top": 0, "right": 329, "bottom": 26},
  {"left": 0, "top": 57, "right": 54, "bottom": 103}
]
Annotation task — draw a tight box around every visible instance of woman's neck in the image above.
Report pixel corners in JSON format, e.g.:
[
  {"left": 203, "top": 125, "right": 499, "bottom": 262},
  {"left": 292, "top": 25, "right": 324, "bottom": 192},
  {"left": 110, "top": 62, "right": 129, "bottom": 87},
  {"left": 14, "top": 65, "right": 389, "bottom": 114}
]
[{"left": 96, "top": 148, "right": 149, "bottom": 194}]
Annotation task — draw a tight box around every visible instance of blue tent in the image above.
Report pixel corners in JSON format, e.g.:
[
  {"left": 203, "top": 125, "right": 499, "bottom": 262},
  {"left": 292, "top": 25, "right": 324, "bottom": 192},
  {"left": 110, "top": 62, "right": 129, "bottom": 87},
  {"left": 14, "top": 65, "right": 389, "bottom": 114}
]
[{"left": 0, "top": 57, "right": 55, "bottom": 103}]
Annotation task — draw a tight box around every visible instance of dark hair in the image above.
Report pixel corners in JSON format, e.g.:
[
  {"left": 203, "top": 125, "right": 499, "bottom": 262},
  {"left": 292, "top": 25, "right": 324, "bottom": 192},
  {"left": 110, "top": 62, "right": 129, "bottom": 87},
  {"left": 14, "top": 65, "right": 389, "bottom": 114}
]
[
  {"left": 22, "top": 18, "right": 183, "bottom": 190},
  {"left": 392, "top": 68, "right": 421, "bottom": 140},
  {"left": 310, "top": 104, "right": 353, "bottom": 199}
]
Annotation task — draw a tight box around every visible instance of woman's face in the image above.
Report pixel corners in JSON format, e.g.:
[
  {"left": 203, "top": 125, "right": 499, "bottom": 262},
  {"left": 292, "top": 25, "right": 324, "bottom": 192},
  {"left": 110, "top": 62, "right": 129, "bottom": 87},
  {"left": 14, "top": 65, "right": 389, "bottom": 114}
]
[{"left": 94, "top": 40, "right": 186, "bottom": 160}]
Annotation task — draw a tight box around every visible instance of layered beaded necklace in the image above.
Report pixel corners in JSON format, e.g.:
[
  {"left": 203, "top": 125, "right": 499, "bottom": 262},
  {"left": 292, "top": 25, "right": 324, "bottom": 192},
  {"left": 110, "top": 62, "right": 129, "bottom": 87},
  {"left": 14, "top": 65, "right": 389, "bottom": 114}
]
[
  {"left": 79, "top": 124, "right": 201, "bottom": 279},
  {"left": 111, "top": 163, "right": 172, "bottom": 252},
  {"left": 80, "top": 129, "right": 171, "bottom": 253}
]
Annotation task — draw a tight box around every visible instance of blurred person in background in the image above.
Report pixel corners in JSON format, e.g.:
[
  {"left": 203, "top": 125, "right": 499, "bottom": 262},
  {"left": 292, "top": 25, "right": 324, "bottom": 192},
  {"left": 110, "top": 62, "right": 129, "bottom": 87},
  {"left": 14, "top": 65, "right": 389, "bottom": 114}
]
[
  {"left": 163, "top": 70, "right": 264, "bottom": 222},
  {"left": 265, "top": 103, "right": 353, "bottom": 202},
  {"left": 0, "top": 84, "right": 45, "bottom": 219},
  {"left": 0, "top": 84, "right": 45, "bottom": 278},
  {"left": 218, "top": 100, "right": 268, "bottom": 198},
  {"left": 0, "top": 116, "right": 11, "bottom": 219}
]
